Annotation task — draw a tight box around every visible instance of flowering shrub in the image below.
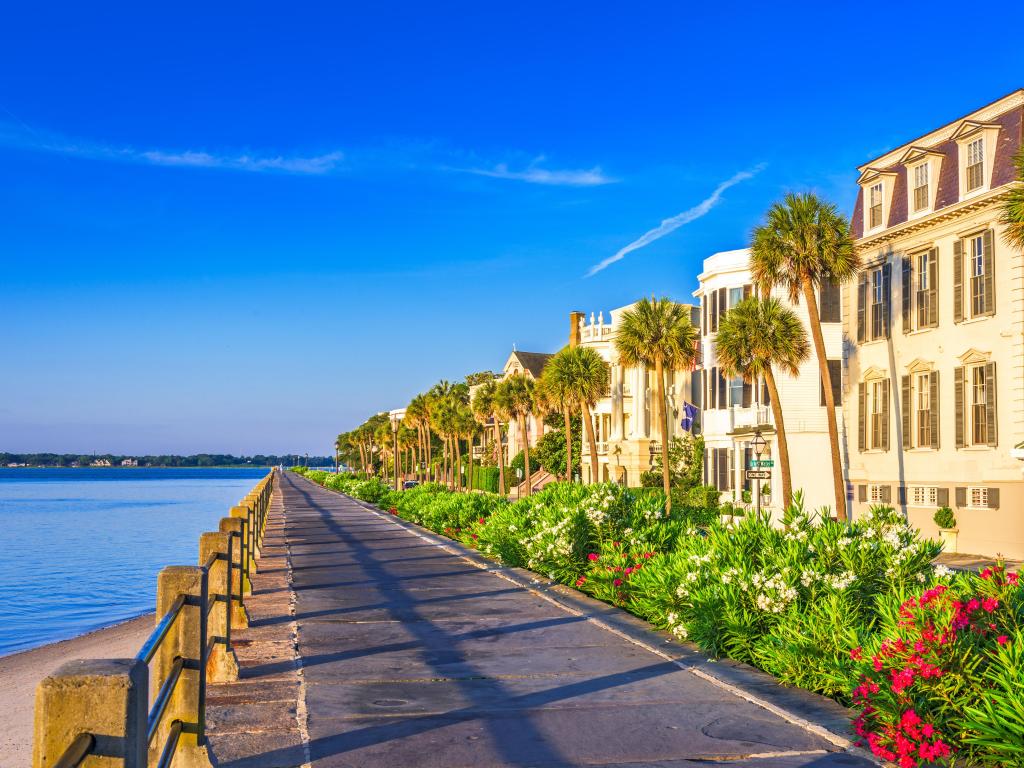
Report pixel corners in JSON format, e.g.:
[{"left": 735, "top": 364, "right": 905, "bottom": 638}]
[{"left": 850, "top": 565, "right": 1022, "bottom": 766}]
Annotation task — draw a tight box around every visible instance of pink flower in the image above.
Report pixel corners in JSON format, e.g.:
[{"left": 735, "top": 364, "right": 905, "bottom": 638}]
[
  {"left": 575, "top": 576, "right": 586, "bottom": 586},
  {"left": 478, "top": 517, "right": 486, "bottom": 524},
  {"left": 980, "top": 567, "right": 993, "bottom": 580},
  {"left": 587, "top": 553, "right": 599, "bottom": 561},
  {"left": 613, "top": 578, "right": 623, "bottom": 587},
  {"left": 982, "top": 597, "right": 999, "bottom": 613},
  {"left": 850, "top": 646, "right": 863, "bottom": 661},
  {"left": 997, "top": 635, "right": 1009, "bottom": 646}
]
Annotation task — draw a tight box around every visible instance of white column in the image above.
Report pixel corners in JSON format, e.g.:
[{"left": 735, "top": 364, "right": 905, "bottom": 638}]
[
  {"left": 636, "top": 367, "right": 649, "bottom": 437},
  {"left": 611, "top": 364, "right": 624, "bottom": 440}
]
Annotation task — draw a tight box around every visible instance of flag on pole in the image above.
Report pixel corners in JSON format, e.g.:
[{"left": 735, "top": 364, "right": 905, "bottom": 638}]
[{"left": 679, "top": 402, "right": 698, "bottom": 432}]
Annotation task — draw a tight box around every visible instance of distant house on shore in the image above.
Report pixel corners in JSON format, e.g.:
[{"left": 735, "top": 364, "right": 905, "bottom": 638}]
[{"left": 121, "top": 458, "right": 138, "bottom": 467}]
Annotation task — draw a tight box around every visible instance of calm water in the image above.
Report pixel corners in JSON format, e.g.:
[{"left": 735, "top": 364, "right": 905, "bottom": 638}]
[{"left": 0, "top": 467, "right": 270, "bottom": 656}]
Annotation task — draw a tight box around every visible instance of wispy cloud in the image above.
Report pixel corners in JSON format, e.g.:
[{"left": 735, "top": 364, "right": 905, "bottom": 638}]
[
  {"left": 139, "top": 149, "right": 344, "bottom": 174},
  {"left": 585, "top": 165, "right": 765, "bottom": 277},
  {"left": 458, "top": 156, "right": 616, "bottom": 187}
]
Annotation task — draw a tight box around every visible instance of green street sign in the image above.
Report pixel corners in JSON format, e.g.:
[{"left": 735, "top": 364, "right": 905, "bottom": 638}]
[{"left": 748, "top": 459, "right": 774, "bottom": 468}]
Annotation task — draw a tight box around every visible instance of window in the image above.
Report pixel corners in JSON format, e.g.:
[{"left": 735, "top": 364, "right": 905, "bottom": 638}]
[
  {"left": 729, "top": 376, "right": 745, "bottom": 408},
  {"left": 871, "top": 381, "right": 884, "bottom": 449},
  {"left": 820, "top": 359, "right": 842, "bottom": 406},
  {"left": 857, "top": 264, "right": 891, "bottom": 341},
  {"left": 729, "top": 286, "right": 744, "bottom": 310},
  {"left": 967, "top": 486, "right": 988, "bottom": 509},
  {"left": 819, "top": 276, "right": 840, "bottom": 323},
  {"left": 909, "top": 486, "right": 938, "bottom": 507},
  {"left": 971, "top": 365, "right": 988, "bottom": 445},
  {"left": 869, "top": 183, "right": 884, "bottom": 228},
  {"left": 966, "top": 138, "right": 984, "bottom": 192},
  {"left": 858, "top": 377, "right": 890, "bottom": 452},
  {"left": 868, "top": 484, "right": 887, "bottom": 503},
  {"left": 915, "top": 249, "right": 937, "bottom": 328},
  {"left": 902, "top": 370, "right": 939, "bottom": 450},
  {"left": 955, "top": 362, "right": 996, "bottom": 448},
  {"left": 954, "top": 231, "right": 993, "bottom": 321},
  {"left": 916, "top": 373, "right": 931, "bottom": 447},
  {"left": 968, "top": 234, "right": 986, "bottom": 317},
  {"left": 871, "top": 269, "right": 885, "bottom": 337},
  {"left": 913, "top": 163, "right": 929, "bottom": 212}
]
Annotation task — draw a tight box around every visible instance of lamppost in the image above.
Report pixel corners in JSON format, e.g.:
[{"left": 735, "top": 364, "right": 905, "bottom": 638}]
[
  {"left": 389, "top": 410, "right": 402, "bottom": 491},
  {"left": 751, "top": 429, "right": 767, "bottom": 517}
]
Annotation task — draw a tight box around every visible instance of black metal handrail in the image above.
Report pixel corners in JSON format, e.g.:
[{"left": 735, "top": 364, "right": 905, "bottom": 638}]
[{"left": 52, "top": 732, "right": 94, "bottom": 768}]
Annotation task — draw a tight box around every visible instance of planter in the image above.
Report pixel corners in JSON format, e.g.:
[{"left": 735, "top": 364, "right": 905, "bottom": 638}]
[{"left": 938, "top": 527, "right": 959, "bottom": 553}]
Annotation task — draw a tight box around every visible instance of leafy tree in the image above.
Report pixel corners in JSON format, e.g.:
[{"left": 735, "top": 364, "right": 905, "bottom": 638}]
[
  {"left": 615, "top": 297, "right": 698, "bottom": 513},
  {"left": 640, "top": 434, "right": 704, "bottom": 490},
  {"left": 715, "top": 296, "right": 809, "bottom": 509},
  {"left": 533, "top": 415, "right": 582, "bottom": 479},
  {"left": 471, "top": 379, "right": 506, "bottom": 495},
  {"left": 509, "top": 449, "right": 541, "bottom": 478},
  {"left": 1001, "top": 150, "right": 1024, "bottom": 250},
  {"left": 495, "top": 375, "right": 535, "bottom": 496},
  {"left": 751, "top": 193, "right": 859, "bottom": 520},
  {"left": 542, "top": 346, "right": 609, "bottom": 485}
]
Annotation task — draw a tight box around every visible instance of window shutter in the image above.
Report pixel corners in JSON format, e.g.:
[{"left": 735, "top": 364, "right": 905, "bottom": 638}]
[
  {"left": 953, "top": 240, "right": 963, "bottom": 323},
  {"left": 857, "top": 276, "right": 867, "bottom": 342},
  {"left": 742, "top": 379, "right": 752, "bottom": 408},
  {"left": 718, "top": 369, "right": 726, "bottom": 411},
  {"left": 743, "top": 284, "right": 752, "bottom": 300},
  {"left": 858, "top": 382, "right": 866, "bottom": 452},
  {"left": 902, "top": 256, "right": 912, "bottom": 333},
  {"left": 983, "top": 229, "right": 995, "bottom": 315},
  {"left": 711, "top": 290, "right": 718, "bottom": 332},
  {"left": 985, "top": 361, "right": 997, "bottom": 447},
  {"left": 989, "top": 488, "right": 1000, "bottom": 509},
  {"left": 761, "top": 379, "right": 770, "bottom": 406},
  {"left": 858, "top": 484, "right": 867, "bottom": 503},
  {"left": 718, "top": 287, "right": 727, "bottom": 323},
  {"left": 881, "top": 485, "right": 891, "bottom": 503},
  {"left": 927, "top": 249, "right": 939, "bottom": 327},
  {"left": 881, "top": 263, "right": 892, "bottom": 337},
  {"left": 880, "top": 378, "right": 890, "bottom": 451},
  {"left": 929, "top": 371, "right": 940, "bottom": 449},
  {"left": 897, "top": 485, "right": 907, "bottom": 505},
  {"left": 703, "top": 448, "right": 709, "bottom": 485},
  {"left": 954, "top": 366, "right": 965, "bottom": 448},
  {"left": 955, "top": 486, "right": 967, "bottom": 508},
  {"left": 936, "top": 487, "right": 949, "bottom": 507},
  {"left": 702, "top": 299, "right": 707, "bottom": 335},
  {"left": 728, "top": 449, "right": 734, "bottom": 491},
  {"left": 901, "top": 375, "right": 912, "bottom": 449}
]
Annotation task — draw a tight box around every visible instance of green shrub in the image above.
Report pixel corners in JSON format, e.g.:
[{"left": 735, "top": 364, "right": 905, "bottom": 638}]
[
  {"left": 933, "top": 506, "right": 957, "bottom": 530},
  {"left": 509, "top": 450, "right": 541, "bottom": 479}
]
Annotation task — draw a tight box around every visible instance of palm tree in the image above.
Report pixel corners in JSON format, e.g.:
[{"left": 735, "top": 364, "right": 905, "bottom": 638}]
[
  {"left": 453, "top": 403, "right": 477, "bottom": 491},
  {"left": 615, "top": 298, "right": 698, "bottom": 513},
  {"left": 471, "top": 380, "right": 507, "bottom": 494},
  {"left": 751, "top": 193, "right": 859, "bottom": 520},
  {"left": 1000, "top": 150, "right": 1024, "bottom": 250},
  {"left": 715, "top": 297, "right": 810, "bottom": 509},
  {"left": 495, "top": 375, "right": 535, "bottom": 496},
  {"left": 544, "top": 346, "right": 608, "bottom": 483},
  {"left": 540, "top": 360, "right": 574, "bottom": 481},
  {"left": 405, "top": 394, "right": 430, "bottom": 482}
]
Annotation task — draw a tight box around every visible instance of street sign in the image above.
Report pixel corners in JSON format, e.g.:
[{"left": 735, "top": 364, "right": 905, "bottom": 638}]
[
  {"left": 748, "top": 459, "right": 774, "bottom": 468},
  {"left": 746, "top": 469, "right": 771, "bottom": 480}
]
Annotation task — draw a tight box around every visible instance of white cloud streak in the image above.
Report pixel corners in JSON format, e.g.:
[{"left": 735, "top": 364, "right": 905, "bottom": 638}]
[
  {"left": 585, "top": 165, "right": 766, "bottom": 277},
  {"left": 459, "top": 157, "right": 616, "bottom": 187},
  {"left": 139, "top": 149, "right": 344, "bottom": 174}
]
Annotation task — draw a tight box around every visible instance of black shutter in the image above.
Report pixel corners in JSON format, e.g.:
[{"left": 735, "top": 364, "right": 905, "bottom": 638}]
[
  {"left": 955, "top": 486, "right": 967, "bottom": 508},
  {"left": 858, "top": 382, "right": 866, "bottom": 452},
  {"left": 927, "top": 249, "right": 939, "bottom": 327},
  {"left": 936, "top": 487, "right": 949, "bottom": 507},
  {"left": 709, "top": 368, "right": 716, "bottom": 410},
  {"left": 902, "top": 256, "right": 912, "bottom": 333},
  {"left": 954, "top": 366, "right": 965, "bottom": 448},
  {"left": 880, "top": 378, "right": 890, "bottom": 451},
  {"left": 702, "top": 298, "right": 708, "bottom": 335},
  {"left": 743, "top": 446, "right": 752, "bottom": 492},
  {"left": 985, "top": 361, "right": 997, "bottom": 447},
  {"left": 983, "top": 229, "right": 995, "bottom": 315},
  {"left": 929, "top": 371, "right": 940, "bottom": 449},
  {"left": 711, "top": 290, "right": 718, "bottom": 332},
  {"left": 857, "top": 276, "right": 867, "bottom": 342},
  {"left": 901, "top": 375, "right": 912, "bottom": 450},
  {"left": 830, "top": 359, "right": 842, "bottom": 406},
  {"left": 718, "top": 369, "right": 726, "bottom": 411},
  {"left": 953, "top": 240, "right": 963, "bottom": 323},
  {"left": 819, "top": 276, "right": 840, "bottom": 323},
  {"left": 897, "top": 485, "right": 907, "bottom": 505},
  {"left": 742, "top": 379, "right": 752, "bottom": 408},
  {"left": 858, "top": 484, "right": 867, "bottom": 503},
  {"left": 989, "top": 488, "right": 1000, "bottom": 509},
  {"left": 881, "top": 262, "right": 892, "bottom": 338},
  {"left": 727, "top": 449, "right": 734, "bottom": 491},
  {"left": 762, "top": 379, "right": 770, "bottom": 406}
]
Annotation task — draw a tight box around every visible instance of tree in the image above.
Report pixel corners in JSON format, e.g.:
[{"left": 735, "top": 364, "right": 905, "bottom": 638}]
[
  {"left": 543, "top": 346, "right": 609, "bottom": 486},
  {"left": 471, "top": 380, "right": 506, "bottom": 495},
  {"left": 641, "top": 434, "right": 703, "bottom": 490},
  {"left": 495, "top": 375, "right": 535, "bottom": 495},
  {"left": 405, "top": 394, "right": 431, "bottom": 482},
  {"left": 615, "top": 298, "right": 698, "bottom": 513},
  {"left": 540, "top": 354, "right": 577, "bottom": 481},
  {"left": 1000, "top": 150, "right": 1024, "bottom": 251},
  {"left": 751, "top": 193, "right": 859, "bottom": 520},
  {"left": 533, "top": 414, "right": 582, "bottom": 479},
  {"left": 715, "top": 296, "right": 809, "bottom": 508}
]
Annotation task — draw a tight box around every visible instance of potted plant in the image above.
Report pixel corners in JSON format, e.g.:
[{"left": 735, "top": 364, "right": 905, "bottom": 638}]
[
  {"left": 933, "top": 506, "right": 958, "bottom": 553},
  {"left": 720, "top": 501, "right": 736, "bottom": 527}
]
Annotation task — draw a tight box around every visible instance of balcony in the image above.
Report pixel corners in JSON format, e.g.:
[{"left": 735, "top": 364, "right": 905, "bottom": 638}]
[{"left": 729, "top": 405, "right": 773, "bottom": 433}]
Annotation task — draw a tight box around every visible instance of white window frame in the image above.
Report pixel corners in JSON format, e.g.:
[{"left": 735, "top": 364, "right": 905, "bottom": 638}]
[
  {"left": 912, "top": 163, "right": 929, "bottom": 212},
  {"left": 909, "top": 485, "right": 938, "bottom": 507},
  {"left": 968, "top": 363, "right": 989, "bottom": 446},
  {"left": 915, "top": 372, "right": 932, "bottom": 448},
  {"left": 967, "top": 233, "right": 988, "bottom": 318},
  {"left": 868, "top": 182, "right": 884, "bottom": 230},
  {"left": 870, "top": 380, "right": 885, "bottom": 450},
  {"left": 967, "top": 486, "right": 989, "bottom": 509},
  {"left": 965, "top": 138, "right": 985, "bottom": 193},
  {"left": 868, "top": 484, "right": 886, "bottom": 504}
]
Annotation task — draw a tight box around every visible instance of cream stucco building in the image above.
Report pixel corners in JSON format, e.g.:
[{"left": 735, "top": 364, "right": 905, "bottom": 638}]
[
  {"left": 844, "top": 89, "right": 1024, "bottom": 559},
  {"left": 694, "top": 249, "right": 844, "bottom": 515},
  {"left": 575, "top": 305, "right": 702, "bottom": 486}
]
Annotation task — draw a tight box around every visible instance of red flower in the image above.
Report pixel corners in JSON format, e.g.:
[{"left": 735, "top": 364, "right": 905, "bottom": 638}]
[
  {"left": 576, "top": 576, "right": 586, "bottom": 586},
  {"left": 850, "top": 646, "right": 863, "bottom": 661},
  {"left": 478, "top": 517, "right": 486, "bottom": 524},
  {"left": 982, "top": 597, "right": 999, "bottom": 613},
  {"left": 613, "top": 578, "right": 623, "bottom": 587},
  {"left": 587, "top": 552, "right": 600, "bottom": 561},
  {"left": 997, "top": 635, "right": 1009, "bottom": 646}
]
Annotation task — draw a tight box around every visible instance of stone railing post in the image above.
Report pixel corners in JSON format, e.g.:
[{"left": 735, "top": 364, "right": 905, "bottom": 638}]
[
  {"left": 218, "top": 517, "right": 248, "bottom": 628},
  {"left": 198, "top": 532, "right": 238, "bottom": 682},
  {"left": 33, "top": 658, "right": 147, "bottom": 768},
  {"left": 152, "top": 566, "right": 211, "bottom": 768},
  {"left": 229, "top": 504, "right": 254, "bottom": 594}
]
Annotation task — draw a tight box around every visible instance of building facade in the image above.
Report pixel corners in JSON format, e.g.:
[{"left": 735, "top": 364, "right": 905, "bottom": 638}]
[
  {"left": 501, "top": 349, "right": 553, "bottom": 461},
  {"left": 576, "top": 304, "right": 702, "bottom": 486},
  {"left": 844, "top": 90, "right": 1024, "bottom": 558},
  {"left": 695, "top": 248, "right": 844, "bottom": 515}
]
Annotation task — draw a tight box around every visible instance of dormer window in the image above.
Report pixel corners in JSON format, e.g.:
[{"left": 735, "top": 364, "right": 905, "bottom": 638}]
[
  {"left": 869, "top": 183, "right": 884, "bottom": 229},
  {"left": 966, "top": 138, "right": 984, "bottom": 192},
  {"left": 912, "top": 164, "right": 929, "bottom": 212}
]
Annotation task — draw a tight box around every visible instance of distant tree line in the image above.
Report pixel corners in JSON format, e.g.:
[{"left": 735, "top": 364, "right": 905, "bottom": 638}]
[{"left": 1, "top": 453, "right": 333, "bottom": 468}]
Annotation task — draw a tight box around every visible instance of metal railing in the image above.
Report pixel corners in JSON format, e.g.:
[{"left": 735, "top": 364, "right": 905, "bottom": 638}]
[{"left": 38, "top": 471, "right": 275, "bottom": 768}]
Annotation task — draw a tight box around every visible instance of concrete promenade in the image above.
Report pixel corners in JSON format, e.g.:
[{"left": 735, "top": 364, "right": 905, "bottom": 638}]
[{"left": 205, "top": 472, "right": 876, "bottom": 768}]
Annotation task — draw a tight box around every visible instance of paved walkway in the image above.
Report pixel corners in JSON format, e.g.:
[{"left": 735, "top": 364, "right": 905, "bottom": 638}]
[{"left": 207, "top": 472, "right": 875, "bottom": 768}]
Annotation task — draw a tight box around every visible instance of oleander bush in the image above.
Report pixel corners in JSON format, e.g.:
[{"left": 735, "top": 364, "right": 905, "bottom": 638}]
[{"left": 297, "top": 468, "right": 1022, "bottom": 766}]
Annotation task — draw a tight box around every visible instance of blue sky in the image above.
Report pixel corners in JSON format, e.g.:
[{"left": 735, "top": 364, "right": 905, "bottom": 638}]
[{"left": 3, "top": 2, "right": 1023, "bottom": 455}]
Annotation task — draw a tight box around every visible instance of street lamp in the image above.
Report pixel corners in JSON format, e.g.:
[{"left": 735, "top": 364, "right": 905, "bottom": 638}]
[
  {"left": 389, "top": 409, "right": 404, "bottom": 491},
  {"left": 751, "top": 429, "right": 767, "bottom": 517}
]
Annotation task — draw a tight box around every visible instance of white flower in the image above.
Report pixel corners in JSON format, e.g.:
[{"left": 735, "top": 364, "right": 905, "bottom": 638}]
[{"left": 934, "top": 564, "right": 952, "bottom": 578}]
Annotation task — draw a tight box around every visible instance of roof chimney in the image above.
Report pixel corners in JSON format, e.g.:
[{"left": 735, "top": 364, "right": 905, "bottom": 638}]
[{"left": 569, "top": 311, "right": 584, "bottom": 347}]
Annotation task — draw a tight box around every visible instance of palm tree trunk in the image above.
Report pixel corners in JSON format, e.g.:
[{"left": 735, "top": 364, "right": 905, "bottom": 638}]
[
  {"left": 425, "top": 426, "right": 433, "bottom": 482},
  {"left": 581, "top": 401, "right": 599, "bottom": 484},
  {"left": 519, "top": 414, "right": 532, "bottom": 496},
  {"left": 494, "top": 420, "right": 506, "bottom": 496},
  {"left": 454, "top": 438, "right": 462, "bottom": 492},
  {"left": 763, "top": 369, "right": 793, "bottom": 509},
  {"left": 802, "top": 283, "right": 846, "bottom": 521},
  {"left": 655, "top": 358, "right": 672, "bottom": 514},
  {"left": 563, "top": 406, "right": 573, "bottom": 481}
]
